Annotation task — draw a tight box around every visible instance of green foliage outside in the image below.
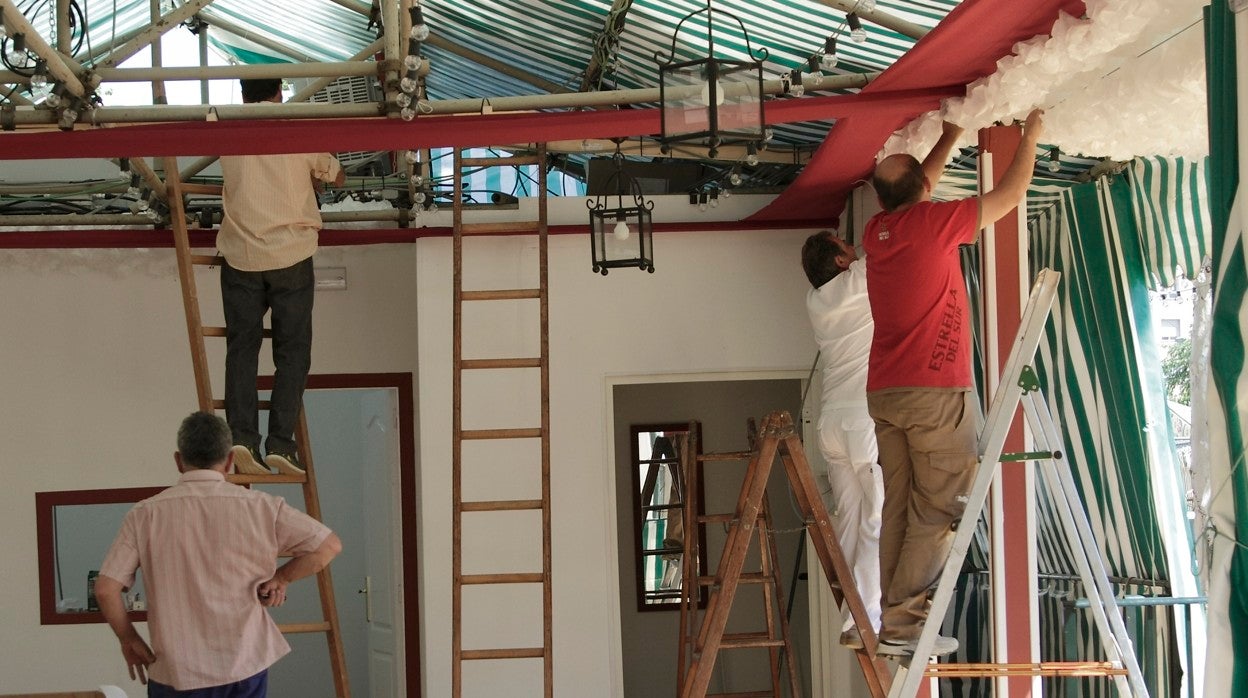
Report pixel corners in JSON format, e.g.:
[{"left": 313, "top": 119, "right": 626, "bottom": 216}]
[{"left": 1162, "top": 337, "right": 1191, "bottom": 405}]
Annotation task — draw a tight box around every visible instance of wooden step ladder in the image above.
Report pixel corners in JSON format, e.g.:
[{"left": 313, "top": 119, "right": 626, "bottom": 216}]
[
  {"left": 677, "top": 413, "right": 894, "bottom": 698},
  {"left": 451, "top": 146, "right": 553, "bottom": 697},
  {"left": 160, "top": 156, "right": 351, "bottom": 698},
  {"left": 886, "top": 269, "right": 1148, "bottom": 698},
  {"left": 674, "top": 422, "right": 802, "bottom": 698}
]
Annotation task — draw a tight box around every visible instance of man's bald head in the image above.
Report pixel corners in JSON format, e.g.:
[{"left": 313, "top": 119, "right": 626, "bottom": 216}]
[{"left": 872, "top": 153, "right": 927, "bottom": 212}]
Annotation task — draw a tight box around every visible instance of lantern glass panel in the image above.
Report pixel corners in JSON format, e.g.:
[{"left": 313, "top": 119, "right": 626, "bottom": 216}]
[{"left": 660, "top": 57, "right": 762, "bottom": 149}]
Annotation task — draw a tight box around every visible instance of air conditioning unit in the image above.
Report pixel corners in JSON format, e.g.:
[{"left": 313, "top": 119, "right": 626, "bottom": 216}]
[{"left": 292, "top": 75, "right": 390, "bottom": 174}]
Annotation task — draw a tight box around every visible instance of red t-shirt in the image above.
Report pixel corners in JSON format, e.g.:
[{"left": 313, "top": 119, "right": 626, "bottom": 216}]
[{"left": 863, "top": 198, "right": 979, "bottom": 391}]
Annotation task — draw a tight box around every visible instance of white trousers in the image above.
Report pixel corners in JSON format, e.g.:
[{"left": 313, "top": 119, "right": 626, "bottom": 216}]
[{"left": 817, "top": 406, "right": 884, "bottom": 633}]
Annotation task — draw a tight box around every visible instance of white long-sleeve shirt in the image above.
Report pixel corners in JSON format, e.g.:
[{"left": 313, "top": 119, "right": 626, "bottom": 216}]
[{"left": 806, "top": 258, "right": 874, "bottom": 410}]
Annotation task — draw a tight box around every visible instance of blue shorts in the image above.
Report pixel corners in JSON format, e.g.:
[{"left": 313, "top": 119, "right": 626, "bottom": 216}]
[{"left": 148, "top": 669, "right": 267, "bottom": 698}]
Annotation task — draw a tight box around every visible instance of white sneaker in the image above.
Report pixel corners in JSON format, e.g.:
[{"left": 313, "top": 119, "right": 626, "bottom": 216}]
[{"left": 876, "top": 634, "right": 959, "bottom": 657}]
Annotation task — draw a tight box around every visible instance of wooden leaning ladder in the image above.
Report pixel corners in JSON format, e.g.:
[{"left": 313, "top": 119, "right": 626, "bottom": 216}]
[
  {"left": 451, "top": 145, "right": 554, "bottom": 697},
  {"left": 161, "top": 158, "right": 351, "bottom": 698},
  {"left": 676, "top": 413, "right": 895, "bottom": 698}
]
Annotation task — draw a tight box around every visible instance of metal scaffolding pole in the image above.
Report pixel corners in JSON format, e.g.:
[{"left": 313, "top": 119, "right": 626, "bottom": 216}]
[{"left": 2, "top": 70, "right": 875, "bottom": 126}]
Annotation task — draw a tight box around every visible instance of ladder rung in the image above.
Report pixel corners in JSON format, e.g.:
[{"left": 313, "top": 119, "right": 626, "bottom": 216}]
[
  {"left": 461, "top": 155, "right": 542, "bottom": 167},
  {"left": 461, "top": 647, "right": 546, "bottom": 660},
  {"left": 278, "top": 621, "right": 333, "bottom": 634},
  {"left": 461, "top": 572, "right": 545, "bottom": 585},
  {"left": 698, "top": 452, "right": 754, "bottom": 462},
  {"left": 203, "top": 326, "right": 272, "bottom": 338},
  {"left": 191, "top": 254, "right": 225, "bottom": 266},
  {"left": 460, "top": 428, "right": 543, "bottom": 440},
  {"left": 227, "top": 473, "right": 307, "bottom": 485},
  {"left": 461, "top": 499, "right": 544, "bottom": 512},
  {"left": 460, "top": 358, "right": 542, "bottom": 370},
  {"left": 699, "top": 513, "right": 735, "bottom": 524},
  {"left": 924, "top": 662, "right": 1129, "bottom": 678},
  {"left": 459, "top": 221, "right": 541, "bottom": 235},
  {"left": 699, "top": 572, "right": 769, "bottom": 586},
  {"left": 719, "top": 632, "right": 785, "bottom": 649},
  {"left": 461, "top": 288, "right": 542, "bottom": 301},
  {"left": 707, "top": 692, "right": 778, "bottom": 698}
]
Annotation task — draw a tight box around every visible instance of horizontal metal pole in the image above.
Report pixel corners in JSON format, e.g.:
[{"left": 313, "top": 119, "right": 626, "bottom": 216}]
[
  {"left": 0, "top": 214, "right": 153, "bottom": 226},
  {"left": 542, "top": 138, "right": 810, "bottom": 164},
  {"left": 2, "top": 70, "right": 874, "bottom": 126},
  {"left": 1072, "top": 596, "right": 1207, "bottom": 609},
  {"left": 0, "top": 209, "right": 409, "bottom": 226},
  {"left": 94, "top": 61, "right": 397, "bottom": 82},
  {"left": 814, "top": 0, "right": 928, "bottom": 39},
  {"left": 321, "top": 209, "right": 401, "bottom": 222}
]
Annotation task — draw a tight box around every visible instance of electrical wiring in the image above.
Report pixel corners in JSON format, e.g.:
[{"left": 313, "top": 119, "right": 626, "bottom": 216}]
[{"left": 0, "top": 0, "right": 87, "bottom": 75}]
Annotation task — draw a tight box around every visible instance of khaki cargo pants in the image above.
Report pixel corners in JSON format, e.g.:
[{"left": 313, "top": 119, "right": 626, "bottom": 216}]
[{"left": 866, "top": 388, "right": 979, "bottom": 642}]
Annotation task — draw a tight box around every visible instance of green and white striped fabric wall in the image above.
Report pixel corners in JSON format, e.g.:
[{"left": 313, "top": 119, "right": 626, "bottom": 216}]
[
  {"left": 1201, "top": 3, "right": 1245, "bottom": 697},
  {"left": 939, "top": 165, "right": 1206, "bottom": 696},
  {"left": 1127, "top": 157, "right": 1212, "bottom": 289},
  {"left": 1025, "top": 176, "right": 1192, "bottom": 697}
]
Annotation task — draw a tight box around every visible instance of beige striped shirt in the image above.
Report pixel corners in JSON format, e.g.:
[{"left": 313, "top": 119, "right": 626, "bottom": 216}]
[
  {"left": 216, "top": 150, "right": 342, "bottom": 272},
  {"left": 99, "top": 469, "right": 331, "bottom": 690}
]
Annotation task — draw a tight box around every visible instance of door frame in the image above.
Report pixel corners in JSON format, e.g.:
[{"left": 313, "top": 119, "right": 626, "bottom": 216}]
[{"left": 259, "top": 371, "right": 420, "bottom": 695}]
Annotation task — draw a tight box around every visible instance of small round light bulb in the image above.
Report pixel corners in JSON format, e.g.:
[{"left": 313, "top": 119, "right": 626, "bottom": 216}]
[
  {"left": 612, "top": 219, "right": 631, "bottom": 241},
  {"left": 700, "top": 80, "right": 725, "bottom": 107},
  {"left": 409, "top": 23, "right": 430, "bottom": 42}
]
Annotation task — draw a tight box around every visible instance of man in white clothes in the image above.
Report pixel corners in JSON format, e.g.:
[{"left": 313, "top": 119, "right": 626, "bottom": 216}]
[{"left": 802, "top": 229, "right": 883, "bottom": 649}]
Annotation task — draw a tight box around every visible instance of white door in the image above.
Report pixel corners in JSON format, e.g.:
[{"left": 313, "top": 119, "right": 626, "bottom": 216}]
[
  {"left": 358, "top": 389, "right": 403, "bottom": 698},
  {"left": 261, "top": 387, "right": 404, "bottom": 697}
]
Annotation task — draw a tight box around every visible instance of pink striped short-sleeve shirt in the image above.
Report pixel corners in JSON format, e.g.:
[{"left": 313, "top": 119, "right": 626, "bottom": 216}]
[{"left": 99, "top": 469, "right": 331, "bottom": 690}]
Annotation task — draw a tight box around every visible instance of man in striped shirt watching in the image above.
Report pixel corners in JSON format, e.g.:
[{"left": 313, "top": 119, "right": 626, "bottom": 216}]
[{"left": 96, "top": 411, "right": 342, "bottom": 696}]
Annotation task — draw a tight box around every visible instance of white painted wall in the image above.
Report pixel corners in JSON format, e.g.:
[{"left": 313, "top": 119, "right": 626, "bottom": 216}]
[
  {"left": 0, "top": 243, "right": 419, "bottom": 695},
  {"left": 416, "top": 228, "right": 815, "bottom": 697},
  {"left": 0, "top": 226, "right": 816, "bottom": 696}
]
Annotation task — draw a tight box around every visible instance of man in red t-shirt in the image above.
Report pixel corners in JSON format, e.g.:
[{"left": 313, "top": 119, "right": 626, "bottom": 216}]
[{"left": 863, "top": 110, "right": 1044, "bottom": 657}]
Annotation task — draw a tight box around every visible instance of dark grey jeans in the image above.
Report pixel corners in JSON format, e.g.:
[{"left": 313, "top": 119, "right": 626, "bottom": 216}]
[{"left": 221, "top": 257, "right": 314, "bottom": 457}]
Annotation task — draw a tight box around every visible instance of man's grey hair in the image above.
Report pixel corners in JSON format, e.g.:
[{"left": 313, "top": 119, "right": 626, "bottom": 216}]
[{"left": 177, "top": 411, "right": 233, "bottom": 469}]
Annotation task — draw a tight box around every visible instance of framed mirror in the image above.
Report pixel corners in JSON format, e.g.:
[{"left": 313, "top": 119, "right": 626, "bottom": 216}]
[
  {"left": 36, "top": 487, "right": 164, "bottom": 625},
  {"left": 631, "top": 422, "right": 705, "bottom": 612}
]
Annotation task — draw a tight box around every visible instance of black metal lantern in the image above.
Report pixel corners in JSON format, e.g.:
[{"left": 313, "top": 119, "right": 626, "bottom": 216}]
[
  {"left": 653, "top": 1, "right": 768, "bottom": 159},
  {"left": 587, "top": 143, "right": 654, "bottom": 275}
]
